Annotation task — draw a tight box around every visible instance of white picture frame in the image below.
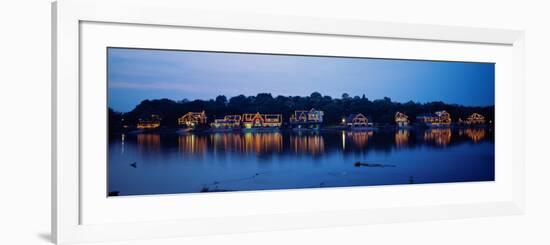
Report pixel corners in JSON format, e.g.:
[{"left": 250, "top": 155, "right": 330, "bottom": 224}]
[{"left": 52, "top": 0, "right": 525, "bottom": 244}]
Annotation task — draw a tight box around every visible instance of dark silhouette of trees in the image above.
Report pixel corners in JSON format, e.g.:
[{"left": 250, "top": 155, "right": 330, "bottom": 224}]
[
  {"left": 108, "top": 108, "right": 123, "bottom": 133},
  {"left": 342, "top": 93, "right": 350, "bottom": 100},
  {"left": 110, "top": 92, "right": 495, "bottom": 130},
  {"left": 215, "top": 95, "right": 227, "bottom": 105}
]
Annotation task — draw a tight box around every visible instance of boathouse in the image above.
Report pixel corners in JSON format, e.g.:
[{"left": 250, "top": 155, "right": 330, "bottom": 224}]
[
  {"left": 242, "top": 113, "right": 282, "bottom": 128},
  {"left": 178, "top": 111, "right": 207, "bottom": 128},
  {"left": 289, "top": 108, "right": 324, "bottom": 129},
  {"left": 394, "top": 111, "right": 409, "bottom": 127},
  {"left": 344, "top": 113, "right": 369, "bottom": 128},
  {"left": 137, "top": 114, "right": 161, "bottom": 129},
  {"left": 211, "top": 115, "right": 242, "bottom": 128},
  {"left": 464, "top": 113, "right": 486, "bottom": 125},
  {"left": 416, "top": 110, "right": 452, "bottom": 127}
]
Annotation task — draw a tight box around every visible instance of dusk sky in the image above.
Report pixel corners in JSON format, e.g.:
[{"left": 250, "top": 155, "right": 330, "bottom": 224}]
[{"left": 108, "top": 47, "right": 495, "bottom": 112}]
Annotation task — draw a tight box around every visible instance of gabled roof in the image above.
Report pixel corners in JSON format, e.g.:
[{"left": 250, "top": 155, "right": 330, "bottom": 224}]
[
  {"left": 468, "top": 113, "right": 484, "bottom": 118},
  {"left": 294, "top": 110, "right": 308, "bottom": 118},
  {"left": 308, "top": 108, "right": 322, "bottom": 113},
  {"left": 395, "top": 111, "right": 408, "bottom": 117},
  {"left": 435, "top": 110, "right": 450, "bottom": 116},
  {"left": 181, "top": 111, "right": 206, "bottom": 118},
  {"left": 346, "top": 113, "right": 367, "bottom": 122},
  {"left": 243, "top": 112, "right": 263, "bottom": 121}
]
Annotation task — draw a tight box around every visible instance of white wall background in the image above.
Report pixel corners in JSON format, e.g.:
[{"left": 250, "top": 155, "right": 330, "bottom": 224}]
[{"left": 0, "top": 0, "right": 548, "bottom": 244}]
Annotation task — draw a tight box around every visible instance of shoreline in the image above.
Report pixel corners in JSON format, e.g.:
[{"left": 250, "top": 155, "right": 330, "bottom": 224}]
[{"left": 114, "top": 124, "right": 492, "bottom": 135}]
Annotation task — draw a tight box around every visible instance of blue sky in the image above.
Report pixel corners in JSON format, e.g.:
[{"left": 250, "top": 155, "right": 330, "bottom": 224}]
[{"left": 108, "top": 48, "right": 495, "bottom": 112}]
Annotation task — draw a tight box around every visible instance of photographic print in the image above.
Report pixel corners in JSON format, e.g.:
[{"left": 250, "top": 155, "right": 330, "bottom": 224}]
[{"left": 107, "top": 47, "right": 495, "bottom": 196}]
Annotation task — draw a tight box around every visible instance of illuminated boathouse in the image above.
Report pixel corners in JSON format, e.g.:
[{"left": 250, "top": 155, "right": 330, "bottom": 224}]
[
  {"left": 211, "top": 115, "right": 242, "bottom": 129},
  {"left": 416, "top": 110, "right": 452, "bottom": 127},
  {"left": 178, "top": 111, "right": 207, "bottom": 128},
  {"left": 137, "top": 114, "right": 161, "bottom": 129},
  {"left": 289, "top": 108, "right": 324, "bottom": 129},
  {"left": 242, "top": 113, "right": 282, "bottom": 129},
  {"left": 394, "top": 111, "right": 410, "bottom": 127}
]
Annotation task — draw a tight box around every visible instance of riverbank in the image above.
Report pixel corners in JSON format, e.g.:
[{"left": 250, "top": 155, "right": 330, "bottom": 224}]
[{"left": 116, "top": 123, "right": 492, "bottom": 136}]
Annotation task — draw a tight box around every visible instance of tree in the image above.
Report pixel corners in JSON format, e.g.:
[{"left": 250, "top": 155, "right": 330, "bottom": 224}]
[
  {"left": 256, "top": 93, "right": 273, "bottom": 102},
  {"left": 215, "top": 95, "right": 227, "bottom": 105},
  {"left": 109, "top": 93, "right": 495, "bottom": 130},
  {"left": 310, "top": 92, "right": 322, "bottom": 99},
  {"left": 108, "top": 108, "right": 123, "bottom": 132},
  {"left": 229, "top": 95, "right": 247, "bottom": 106}
]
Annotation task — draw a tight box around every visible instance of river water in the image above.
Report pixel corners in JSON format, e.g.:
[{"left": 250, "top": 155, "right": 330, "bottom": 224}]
[{"left": 108, "top": 128, "right": 494, "bottom": 196}]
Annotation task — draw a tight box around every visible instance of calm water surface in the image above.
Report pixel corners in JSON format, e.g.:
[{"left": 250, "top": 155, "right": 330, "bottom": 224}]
[{"left": 108, "top": 128, "right": 494, "bottom": 196}]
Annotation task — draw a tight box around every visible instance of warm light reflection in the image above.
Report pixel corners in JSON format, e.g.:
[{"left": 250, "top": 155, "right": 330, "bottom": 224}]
[
  {"left": 121, "top": 134, "right": 125, "bottom": 154},
  {"left": 290, "top": 133, "right": 325, "bottom": 155},
  {"left": 243, "top": 133, "right": 283, "bottom": 154},
  {"left": 423, "top": 128, "right": 452, "bottom": 146},
  {"left": 200, "top": 132, "right": 284, "bottom": 155},
  {"left": 137, "top": 134, "right": 161, "bottom": 152},
  {"left": 347, "top": 131, "right": 372, "bottom": 148},
  {"left": 395, "top": 129, "right": 410, "bottom": 148},
  {"left": 210, "top": 133, "right": 244, "bottom": 152},
  {"left": 341, "top": 131, "right": 346, "bottom": 150},
  {"left": 460, "top": 128, "right": 486, "bottom": 143},
  {"left": 178, "top": 134, "right": 207, "bottom": 154}
]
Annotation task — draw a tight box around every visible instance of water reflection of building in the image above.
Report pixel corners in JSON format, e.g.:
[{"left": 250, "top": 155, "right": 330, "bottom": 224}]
[
  {"left": 394, "top": 112, "right": 409, "bottom": 127},
  {"left": 394, "top": 129, "right": 410, "bottom": 148},
  {"left": 416, "top": 110, "right": 452, "bottom": 127},
  {"left": 210, "top": 133, "right": 244, "bottom": 152},
  {"left": 178, "top": 134, "right": 207, "bottom": 154},
  {"left": 341, "top": 131, "right": 346, "bottom": 150},
  {"left": 178, "top": 132, "right": 284, "bottom": 156},
  {"left": 137, "top": 114, "right": 161, "bottom": 129},
  {"left": 346, "top": 131, "right": 372, "bottom": 149},
  {"left": 120, "top": 134, "right": 125, "bottom": 154},
  {"left": 459, "top": 128, "right": 486, "bottom": 142},
  {"left": 423, "top": 128, "right": 452, "bottom": 146},
  {"left": 137, "top": 134, "right": 161, "bottom": 152},
  {"left": 290, "top": 133, "right": 325, "bottom": 155},
  {"left": 243, "top": 132, "right": 283, "bottom": 154}
]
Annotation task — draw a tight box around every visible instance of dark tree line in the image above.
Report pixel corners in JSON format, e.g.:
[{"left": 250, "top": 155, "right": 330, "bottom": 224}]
[{"left": 109, "top": 92, "right": 495, "bottom": 129}]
